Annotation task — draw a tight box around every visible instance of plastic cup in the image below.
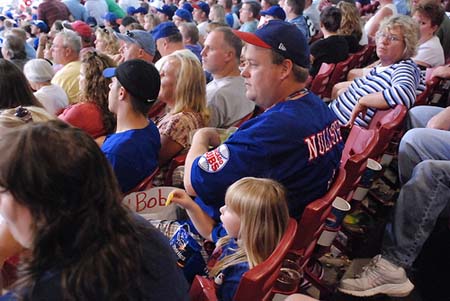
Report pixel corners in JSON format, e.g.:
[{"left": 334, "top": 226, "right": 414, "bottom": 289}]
[
  {"left": 325, "top": 197, "right": 351, "bottom": 229},
  {"left": 359, "top": 158, "right": 383, "bottom": 187}
]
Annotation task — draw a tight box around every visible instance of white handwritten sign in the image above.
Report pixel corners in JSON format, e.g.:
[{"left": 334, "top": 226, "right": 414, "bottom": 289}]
[{"left": 122, "top": 186, "right": 178, "bottom": 220}]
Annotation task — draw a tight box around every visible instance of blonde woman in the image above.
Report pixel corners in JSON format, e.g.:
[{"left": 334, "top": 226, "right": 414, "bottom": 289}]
[
  {"left": 337, "top": 1, "right": 364, "bottom": 53},
  {"left": 156, "top": 50, "right": 209, "bottom": 167},
  {"left": 94, "top": 27, "right": 121, "bottom": 59}
]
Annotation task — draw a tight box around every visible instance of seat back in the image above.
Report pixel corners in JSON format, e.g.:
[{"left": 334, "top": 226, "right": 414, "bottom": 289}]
[
  {"left": 310, "top": 63, "right": 335, "bottom": 98},
  {"left": 368, "top": 106, "right": 407, "bottom": 159},
  {"left": 415, "top": 76, "right": 442, "bottom": 106},
  {"left": 148, "top": 101, "right": 166, "bottom": 119},
  {"left": 324, "top": 55, "right": 355, "bottom": 98},
  {"left": 360, "top": 44, "right": 376, "bottom": 67},
  {"left": 339, "top": 126, "right": 379, "bottom": 197},
  {"left": 189, "top": 219, "right": 298, "bottom": 301},
  {"left": 291, "top": 168, "right": 346, "bottom": 269},
  {"left": 125, "top": 167, "right": 160, "bottom": 194},
  {"left": 233, "top": 219, "right": 298, "bottom": 301}
]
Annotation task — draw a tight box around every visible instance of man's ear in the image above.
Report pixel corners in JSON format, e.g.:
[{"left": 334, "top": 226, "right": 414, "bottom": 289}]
[
  {"left": 279, "top": 58, "right": 293, "bottom": 80},
  {"left": 119, "top": 86, "right": 127, "bottom": 101}
]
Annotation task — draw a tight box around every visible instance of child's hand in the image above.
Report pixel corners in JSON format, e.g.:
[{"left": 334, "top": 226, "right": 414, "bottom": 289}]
[{"left": 165, "top": 189, "right": 195, "bottom": 210}]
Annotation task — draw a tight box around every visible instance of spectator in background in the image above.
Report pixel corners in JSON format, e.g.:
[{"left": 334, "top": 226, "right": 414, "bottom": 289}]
[
  {"left": 239, "top": 1, "right": 260, "bottom": 32},
  {"left": 281, "top": 0, "right": 310, "bottom": 40},
  {"left": 144, "top": 13, "right": 161, "bottom": 31},
  {"left": 37, "top": 0, "right": 70, "bottom": 28},
  {"left": 259, "top": 5, "right": 286, "bottom": 27},
  {"left": 261, "top": 0, "right": 279, "bottom": 10},
  {"left": 202, "top": 26, "right": 255, "bottom": 128},
  {"left": 337, "top": 1, "right": 363, "bottom": 53},
  {"left": 173, "top": 8, "right": 193, "bottom": 27},
  {"left": 118, "top": 15, "right": 139, "bottom": 33},
  {"left": 309, "top": 6, "right": 349, "bottom": 76},
  {"left": 157, "top": 4, "right": 176, "bottom": 22},
  {"left": 304, "top": 0, "right": 320, "bottom": 33},
  {"left": 59, "top": 51, "right": 116, "bottom": 138},
  {"left": 115, "top": 29, "right": 155, "bottom": 63},
  {"left": 193, "top": 1, "right": 210, "bottom": 42},
  {"left": 85, "top": 0, "right": 109, "bottom": 26},
  {"left": 63, "top": 20, "right": 95, "bottom": 50},
  {"left": 364, "top": 0, "right": 397, "bottom": 40},
  {"left": 1, "top": 34, "right": 29, "bottom": 70},
  {"left": 8, "top": 28, "right": 37, "bottom": 60},
  {"left": 95, "top": 27, "right": 121, "bottom": 59},
  {"left": 412, "top": 1, "right": 445, "bottom": 68},
  {"left": 51, "top": 30, "right": 82, "bottom": 104},
  {"left": 219, "top": 0, "right": 241, "bottom": 29},
  {"left": 30, "top": 20, "right": 49, "bottom": 50},
  {"left": 24, "top": 59, "right": 69, "bottom": 115},
  {"left": 105, "top": 0, "right": 126, "bottom": 19},
  {"left": 209, "top": 4, "right": 227, "bottom": 24},
  {"left": 178, "top": 22, "right": 202, "bottom": 60},
  {"left": 103, "top": 12, "right": 120, "bottom": 32},
  {"left": 63, "top": 0, "right": 88, "bottom": 21},
  {"left": 152, "top": 22, "right": 189, "bottom": 69},
  {"left": 0, "top": 59, "right": 43, "bottom": 110}
]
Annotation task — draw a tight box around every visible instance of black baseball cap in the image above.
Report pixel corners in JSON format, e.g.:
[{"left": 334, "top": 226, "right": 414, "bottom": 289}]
[{"left": 103, "top": 59, "right": 160, "bottom": 103}]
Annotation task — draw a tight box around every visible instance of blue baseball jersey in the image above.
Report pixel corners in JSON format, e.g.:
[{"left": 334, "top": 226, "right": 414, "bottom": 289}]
[
  {"left": 191, "top": 92, "right": 344, "bottom": 221},
  {"left": 102, "top": 121, "right": 161, "bottom": 193}
]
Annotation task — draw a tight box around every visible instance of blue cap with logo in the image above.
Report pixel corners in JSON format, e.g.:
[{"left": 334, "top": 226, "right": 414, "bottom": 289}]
[
  {"left": 31, "top": 20, "right": 49, "bottom": 33},
  {"left": 260, "top": 5, "right": 286, "bottom": 20},
  {"left": 151, "top": 21, "right": 180, "bottom": 41},
  {"left": 192, "top": 1, "right": 210, "bottom": 16},
  {"left": 233, "top": 20, "right": 310, "bottom": 68},
  {"left": 174, "top": 8, "right": 192, "bottom": 22},
  {"left": 114, "top": 30, "right": 156, "bottom": 56},
  {"left": 102, "top": 12, "right": 117, "bottom": 23},
  {"left": 156, "top": 4, "right": 175, "bottom": 18}
]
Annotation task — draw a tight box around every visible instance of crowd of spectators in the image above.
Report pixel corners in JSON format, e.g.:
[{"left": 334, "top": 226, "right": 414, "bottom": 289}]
[{"left": 0, "top": 0, "right": 449, "bottom": 299}]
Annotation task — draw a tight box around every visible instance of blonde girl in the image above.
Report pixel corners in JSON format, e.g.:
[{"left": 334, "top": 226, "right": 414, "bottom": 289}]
[{"left": 169, "top": 177, "right": 290, "bottom": 301}]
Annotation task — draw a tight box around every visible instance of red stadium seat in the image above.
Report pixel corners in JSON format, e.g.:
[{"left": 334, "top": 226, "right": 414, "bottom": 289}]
[{"left": 310, "top": 63, "right": 335, "bottom": 99}]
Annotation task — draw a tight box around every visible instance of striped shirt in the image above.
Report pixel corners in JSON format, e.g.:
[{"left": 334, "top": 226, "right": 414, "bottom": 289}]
[{"left": 329, "top": 59, "right": 421, "bottom": 127}]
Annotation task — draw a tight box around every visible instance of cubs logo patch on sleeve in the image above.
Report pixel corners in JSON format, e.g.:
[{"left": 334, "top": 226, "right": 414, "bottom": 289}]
[{"left": 198, "top": 144, "right": 230, "bottom": 173}]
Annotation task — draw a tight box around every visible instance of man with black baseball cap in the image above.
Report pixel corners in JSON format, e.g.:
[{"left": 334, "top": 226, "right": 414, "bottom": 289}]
[
  {"left": 101, "top": 59, "right": 161, "bottom": 193},
  {"left": 184, "top": 20, "right": 343, "bottom": 232}
]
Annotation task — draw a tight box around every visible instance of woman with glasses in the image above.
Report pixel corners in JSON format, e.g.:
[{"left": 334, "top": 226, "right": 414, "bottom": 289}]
[
  {"left": 58, "top": 51, "right": 116, "bottom": 138},
  {"left": 0, "top": 120, "right": 189, "bottom": 300},
  {"left": 329, "top": 15, "right": 421, "bottom": 127}
]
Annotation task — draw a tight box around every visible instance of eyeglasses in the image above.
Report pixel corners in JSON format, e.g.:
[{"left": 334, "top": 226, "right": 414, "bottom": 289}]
[
  {"left": 375, "top": 32, "right": 403, "bottom": 43},
  {"left": 126, "top": 30, "right": 135, "bottom": 38}
]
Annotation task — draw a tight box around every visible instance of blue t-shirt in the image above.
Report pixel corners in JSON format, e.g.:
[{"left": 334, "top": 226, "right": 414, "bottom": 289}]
[
  {"left": 191, "top": 92, "right": 343, "bottom": 222},
  {"left": 212, "top": 239, "right": 249, "bottom": 301},
  {"left": 101, "top": 121, "right": 161, "bottom": 193},
  {"left": 0, "top": 214, "right": 189, "bottom": 301}
]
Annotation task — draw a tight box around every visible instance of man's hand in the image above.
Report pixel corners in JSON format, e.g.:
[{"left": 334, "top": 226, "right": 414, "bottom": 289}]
[{"left": 192, "top": 128, "right": 222, "bottom": 149}]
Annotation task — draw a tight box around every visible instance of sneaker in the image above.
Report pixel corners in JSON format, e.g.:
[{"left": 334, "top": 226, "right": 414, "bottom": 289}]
[{"left": 338, "top": 255, "right": 414, "bottom": 297}]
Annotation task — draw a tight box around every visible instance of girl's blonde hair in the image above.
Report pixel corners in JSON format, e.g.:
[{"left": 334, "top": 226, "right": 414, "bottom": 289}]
[
  {"left": 164, "top": 51, "right": 209, "bottom": 123},
  {"left": 95, "top": 27, "right": 121, "bottom": 56},
  {"left": 209, "top": 177, "right": 290, "bottom": 277},
  {"left": 0, "top": 106, "right": 54, "bottom": 128},
  {"left": 337, "top": 2, "right": 362, "bottom": 41}
]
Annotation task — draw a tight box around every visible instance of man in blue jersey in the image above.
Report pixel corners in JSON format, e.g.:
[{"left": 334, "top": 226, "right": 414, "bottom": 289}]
[
  {"left": 102, "top": 59, "right": 161, "bottom": 193},
  {"left": 183, "top": 20, "right": 343, "bottom": 235}
]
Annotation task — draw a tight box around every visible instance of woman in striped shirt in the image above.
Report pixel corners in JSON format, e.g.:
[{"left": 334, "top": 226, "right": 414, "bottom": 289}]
[{"left": 329, "top": 15, "right": 421, "bottom": 128}]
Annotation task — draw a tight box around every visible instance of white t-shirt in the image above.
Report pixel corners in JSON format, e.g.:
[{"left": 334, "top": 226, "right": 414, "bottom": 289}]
[
  {"left": 413, "top": 36, "right": 445, "bottom": 68},
  {"left": 35, "top": 84, "right": 69, "bottom": 115}
]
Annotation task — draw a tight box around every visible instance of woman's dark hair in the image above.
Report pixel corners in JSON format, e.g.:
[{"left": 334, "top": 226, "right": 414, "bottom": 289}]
[
  {"left": 320, "top": 6, "right": 342, "bottom": 33},
  {"left": 0, "top": 121, "right": 147, "bottom": 300},
  {"left": 0, "top": 59, "right": 41, "bottom": 109},
  {"left": 79, "top": 51, "right": 117, "bottom": 134}
]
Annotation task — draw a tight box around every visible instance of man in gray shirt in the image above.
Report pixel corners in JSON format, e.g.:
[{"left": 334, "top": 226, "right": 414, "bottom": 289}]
[{"left": 201, "top": 27, "right": 255, "bottom": 128}]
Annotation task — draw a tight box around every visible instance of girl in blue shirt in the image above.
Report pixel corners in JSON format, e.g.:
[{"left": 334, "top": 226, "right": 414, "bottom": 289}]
[{"left": 169, "top": 177, "right": 290, "bottom": 300}]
